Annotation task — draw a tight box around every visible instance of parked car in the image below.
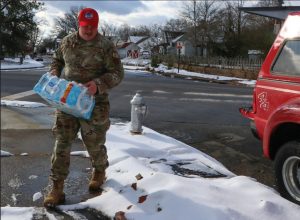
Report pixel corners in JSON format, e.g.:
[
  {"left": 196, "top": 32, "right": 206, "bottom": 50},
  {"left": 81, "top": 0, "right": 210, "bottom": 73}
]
[
  {"left": 35, "top": 57, "right": 43, "bottom": 61},
  {"left": 240, "top": 12, "right": 300, "bottom": 205}
]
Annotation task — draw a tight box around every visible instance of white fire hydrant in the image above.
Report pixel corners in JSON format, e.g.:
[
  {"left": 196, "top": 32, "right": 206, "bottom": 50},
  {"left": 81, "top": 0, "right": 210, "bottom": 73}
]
[{"left": 130, "top": 92, "right": 147, "bottom": 134}]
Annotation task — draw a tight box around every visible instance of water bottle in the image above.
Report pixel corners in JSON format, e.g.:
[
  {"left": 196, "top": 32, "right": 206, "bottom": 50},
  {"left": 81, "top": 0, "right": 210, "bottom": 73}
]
[
  {"left": 52, "top": 79, "right": 68, "bottom": 103},
  {"left": 33, "top": 72, "right": 51, "bottom": 94},
  {"left": 76, "top": 87, "right": 95, "bottom": 119},
  {"left": 44, "top": 76, "right": 60, "bottom": 100},
  {"left": 33, "top": 72, "right": 95, "bottom": 120}
]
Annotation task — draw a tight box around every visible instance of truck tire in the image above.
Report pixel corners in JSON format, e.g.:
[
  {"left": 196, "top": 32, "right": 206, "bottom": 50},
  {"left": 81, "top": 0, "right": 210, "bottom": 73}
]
[{"left": 274, "top": 140, "right": 300, "bottom": 205}]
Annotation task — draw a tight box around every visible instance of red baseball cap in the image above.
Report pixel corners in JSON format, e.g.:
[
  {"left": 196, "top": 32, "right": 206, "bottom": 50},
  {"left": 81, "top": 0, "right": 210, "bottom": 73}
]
[{"left": 78, "top": 8, "right": 99, "bottom": 28}]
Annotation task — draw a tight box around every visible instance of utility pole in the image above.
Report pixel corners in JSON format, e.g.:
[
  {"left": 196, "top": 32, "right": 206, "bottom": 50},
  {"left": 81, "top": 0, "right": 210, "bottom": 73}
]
[{"left": 193, "top": 0, "right": 197, "bottom": 56}]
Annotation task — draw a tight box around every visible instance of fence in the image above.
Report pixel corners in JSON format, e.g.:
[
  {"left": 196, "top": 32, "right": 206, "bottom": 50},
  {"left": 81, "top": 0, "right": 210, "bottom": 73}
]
[{"left": 156, "top": 54, "right": 263, "bottom": 71}]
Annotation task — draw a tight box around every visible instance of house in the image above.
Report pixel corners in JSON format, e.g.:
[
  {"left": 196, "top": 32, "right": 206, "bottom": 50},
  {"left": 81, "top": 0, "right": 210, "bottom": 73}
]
[
  {"left": 117, "top": 42, "right": 140, "bottom": 59},
  {"left": 136, "top": 37, "right": 159, "bottom": 55},
  {"left": 129, "top": 36, "right": 159, "bottom": 58},
  {"left": 106, "top": 35, "right": 124, "bottom": 47},
  {"left": 161, "top": 30, "right": 203, "bottom": 57},
  {"left": 116, "top": 35, "right": 161, "bottom": 59}
]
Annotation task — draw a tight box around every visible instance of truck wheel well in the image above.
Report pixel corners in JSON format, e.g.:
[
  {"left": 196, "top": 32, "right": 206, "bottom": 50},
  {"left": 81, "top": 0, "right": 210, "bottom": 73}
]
[{"left": 269, "top": 123, "right": 300, "bottom": 160}]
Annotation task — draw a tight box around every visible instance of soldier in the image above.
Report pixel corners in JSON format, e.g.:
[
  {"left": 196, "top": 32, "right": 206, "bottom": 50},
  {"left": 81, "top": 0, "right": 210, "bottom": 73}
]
[{"left": 44, "top": 8, "right": 124, "bottom": 207}]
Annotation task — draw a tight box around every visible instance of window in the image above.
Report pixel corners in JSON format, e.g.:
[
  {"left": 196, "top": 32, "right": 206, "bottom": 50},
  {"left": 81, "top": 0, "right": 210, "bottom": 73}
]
[{"left": 272, "top": 40, "right": 300, "bottom": 77}]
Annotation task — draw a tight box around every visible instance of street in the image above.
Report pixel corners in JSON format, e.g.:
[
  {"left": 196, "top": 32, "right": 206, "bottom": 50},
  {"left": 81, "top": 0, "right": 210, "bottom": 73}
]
[{"left": 1, "top": 67, "right": 275, "bottom": 189}]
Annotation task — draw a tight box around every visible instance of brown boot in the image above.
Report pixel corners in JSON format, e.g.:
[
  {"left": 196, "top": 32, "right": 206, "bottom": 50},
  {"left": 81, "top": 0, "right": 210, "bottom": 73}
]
[
  {"left": 89, "top": 170, "right": 106, "bottom": 191},
  {"left": 43, "top": 180, "right": 65, "bottom": 208}
]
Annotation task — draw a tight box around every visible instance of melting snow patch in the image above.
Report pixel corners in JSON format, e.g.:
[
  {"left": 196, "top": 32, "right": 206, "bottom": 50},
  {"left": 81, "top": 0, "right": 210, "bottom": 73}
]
[
  {"left": 33, "top": 192, "right": 43, "bottom": 202},
  {"left": 28, "top": 175, "right": 38, "bottom": 180},
  {"left": 1, "top": 100, "right": 47, "bottom": 108},
  {"left": 70, "top": 151, "right": 90, "bottom": 158},
  {"left": 1, "top": 150, "right": 14, "bottom": 157}
]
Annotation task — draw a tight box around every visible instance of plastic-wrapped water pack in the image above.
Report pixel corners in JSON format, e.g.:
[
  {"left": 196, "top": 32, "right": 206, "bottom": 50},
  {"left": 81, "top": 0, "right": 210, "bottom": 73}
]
[{"left": 33, "top": 72, "right": 95, "bottom": 120}]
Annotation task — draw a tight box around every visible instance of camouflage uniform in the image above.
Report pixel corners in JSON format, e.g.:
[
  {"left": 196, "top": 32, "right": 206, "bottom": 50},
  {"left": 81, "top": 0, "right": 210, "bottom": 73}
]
[{"left": 49, "top": 31, "right": 124, "bottom": 181}]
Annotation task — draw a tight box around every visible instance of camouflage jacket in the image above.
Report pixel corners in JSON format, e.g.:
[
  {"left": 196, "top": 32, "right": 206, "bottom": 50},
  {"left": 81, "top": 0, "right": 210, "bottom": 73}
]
[{"left": 50, "top": 31, "right": 124, "bottom": 101}]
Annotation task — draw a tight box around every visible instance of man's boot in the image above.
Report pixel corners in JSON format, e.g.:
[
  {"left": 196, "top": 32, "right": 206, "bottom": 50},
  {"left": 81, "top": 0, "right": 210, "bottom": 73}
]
[
  {"left": 43, "top": 180, "right": 65, "bottom": 208},
  {"left": 89, "top": 170, "right": 106, "bottom": 191}
]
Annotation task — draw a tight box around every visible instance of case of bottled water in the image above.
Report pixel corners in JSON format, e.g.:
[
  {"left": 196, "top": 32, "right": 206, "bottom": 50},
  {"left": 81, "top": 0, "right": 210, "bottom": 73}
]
[{"left": 33, "top": 72, "right": 95, "bottom": 120}]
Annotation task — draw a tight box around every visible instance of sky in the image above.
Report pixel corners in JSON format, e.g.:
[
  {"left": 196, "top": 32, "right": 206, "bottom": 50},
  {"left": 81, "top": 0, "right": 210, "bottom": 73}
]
[
  {"left": 34, "top": 0, "right": 300, "bottom": 38},
  {"left": 1, "top": 99, "right": 300, "bottom": 219},
  {"left": 35, "top": 0, "right": 184, "bottom": 37}
]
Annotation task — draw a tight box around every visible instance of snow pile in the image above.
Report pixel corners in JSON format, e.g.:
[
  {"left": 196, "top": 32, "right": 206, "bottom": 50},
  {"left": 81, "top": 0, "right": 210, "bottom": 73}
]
[
  {"left": 1, "top": 100, "right": 47, "bottom": 108},
  {"left": 1, "top": 150, "right": 14, "bottom": 157},
  {"left": 153, "top": 64, "right": 256, "bottom": 86},
  {"left": 122, "top": 57, "right": 150, "bottom": 66},
  {"left": 1, "top": 57, "right": 44, "bottom": 69},
  {"left": 1, "top": 100, "right": 299, "bottom": 220}
]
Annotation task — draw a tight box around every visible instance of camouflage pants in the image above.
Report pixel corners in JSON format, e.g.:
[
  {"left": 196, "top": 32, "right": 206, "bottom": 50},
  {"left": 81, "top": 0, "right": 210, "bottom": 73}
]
[{"left": 50, "top": 103, "right": 110, "bottom": 181}]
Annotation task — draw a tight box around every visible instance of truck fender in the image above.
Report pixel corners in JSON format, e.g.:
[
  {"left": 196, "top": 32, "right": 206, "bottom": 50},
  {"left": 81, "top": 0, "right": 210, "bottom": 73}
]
[{"left": 263, "top": 97, "right": 300, "bottom": 159}]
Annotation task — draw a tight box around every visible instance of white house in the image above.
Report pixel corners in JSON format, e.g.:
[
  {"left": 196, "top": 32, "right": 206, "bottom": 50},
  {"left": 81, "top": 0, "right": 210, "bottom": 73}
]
[
  {"left": 117, "top": 42, "right": 140, "bottom": 59},
  {"left": 161, "top": 31, "right": 199, "bottom": 57}
]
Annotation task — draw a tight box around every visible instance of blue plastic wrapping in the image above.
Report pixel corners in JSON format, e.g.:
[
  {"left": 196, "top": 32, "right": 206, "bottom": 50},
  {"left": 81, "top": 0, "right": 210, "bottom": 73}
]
[{"left": 33, "top": 72, "right": 95, "bottom": 120}]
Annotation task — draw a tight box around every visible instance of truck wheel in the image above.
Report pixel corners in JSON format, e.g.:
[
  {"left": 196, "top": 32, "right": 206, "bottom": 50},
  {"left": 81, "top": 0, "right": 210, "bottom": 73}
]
[{"left": 274, "top": 141, "right": 300, "bottom": 205}]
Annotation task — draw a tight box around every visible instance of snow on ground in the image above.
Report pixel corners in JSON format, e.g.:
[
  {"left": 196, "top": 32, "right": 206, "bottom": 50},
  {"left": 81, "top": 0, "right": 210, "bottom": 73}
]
[
  {"left": 1, "top": 56, "right": 256, "bottom": 86},
  {"left": 152, "top": 64, "right": 256, "bottom": 86},
  {"left": 1, "top": 150, "right": 14, "bottom": 157},
  {"left": 1, "top": 100, "right": 300, "bottom": 220},
  {"left": 121, "top": 57, "right": 150, "bottom": 67},
  {"left": 1, "top": 100, "right": 47, "bottom": 108},
  {"left": 1, "top": 56, "right": 44, "bottom": 69}
]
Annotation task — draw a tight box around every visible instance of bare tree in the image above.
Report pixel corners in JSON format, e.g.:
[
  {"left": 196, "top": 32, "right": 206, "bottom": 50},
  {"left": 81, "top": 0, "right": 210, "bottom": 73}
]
[
  {"left": 258, "top": 0, "right": 283, "bottom": 6},
  {"left": 100, "top": 21, "right": 118, "bottom": 37},
  {"left": 131, "top": 25, "right": 151, "bottom": 36},
  {"left": 117, "top": 24, "right": 131, "bottom": 41},
  {"left": 55, "top": 6, "right": 85, "bottom": 38},
  {"left": 181, "top": 0, "right": 219, "bottom": 56},
  {"left": 215, "top": 0, "right": 263, "bottom": 57},
  {"left": 143, "top": 24, "right": 164, "bottom": 53},
  {"left": 164, "top": 18, "right": 188, "bottom": 32}
]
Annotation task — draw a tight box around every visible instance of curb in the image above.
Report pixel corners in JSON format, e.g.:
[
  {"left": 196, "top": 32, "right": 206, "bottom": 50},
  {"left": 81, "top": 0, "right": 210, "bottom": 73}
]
[
  {"left": 0, "top": 65, "right": 46, "bottom": 70},
  {"left": 122, "top": 65, "right": 255, "bottom": 87},
  {"left": 149, "top": 70, "right": 255, "bottom": 87}
]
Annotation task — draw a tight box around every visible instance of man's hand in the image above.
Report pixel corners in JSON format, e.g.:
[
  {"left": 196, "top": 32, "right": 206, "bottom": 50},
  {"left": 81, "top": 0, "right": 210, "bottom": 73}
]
[
  {"left": 50, "top": 69, "right": 59, "bottom": 76},
  {"left": 84, "top": 80, "right": 97, "bottom": 95}
]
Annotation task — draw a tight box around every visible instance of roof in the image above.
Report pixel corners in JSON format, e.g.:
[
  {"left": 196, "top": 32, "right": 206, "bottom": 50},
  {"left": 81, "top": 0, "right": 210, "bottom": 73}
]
[
  {"left": 240, "top": 6, "right": 300, "bottom": 20},
  {"left": 117, "top": 42, "right": 132, "bottom": 49},
  {"left": 171, "top": 34, "right": 184, "bottom": 43},
  {"left": 163, "top": 30, "right": 185, "bottom": 44},
  {"left": 129, "top": 36, "right": 148, "bottom": 44}
]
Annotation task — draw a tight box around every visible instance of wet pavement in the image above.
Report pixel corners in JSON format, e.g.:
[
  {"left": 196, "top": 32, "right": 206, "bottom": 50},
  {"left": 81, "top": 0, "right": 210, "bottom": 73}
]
[{"left": 1, "top": 105, "right": 111, "bottom": 219}]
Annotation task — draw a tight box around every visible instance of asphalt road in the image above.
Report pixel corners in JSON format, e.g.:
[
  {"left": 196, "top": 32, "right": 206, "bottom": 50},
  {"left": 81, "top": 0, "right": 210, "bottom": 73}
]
[{"left": 1, "top": 67, "right": 275, "bottom": 189}]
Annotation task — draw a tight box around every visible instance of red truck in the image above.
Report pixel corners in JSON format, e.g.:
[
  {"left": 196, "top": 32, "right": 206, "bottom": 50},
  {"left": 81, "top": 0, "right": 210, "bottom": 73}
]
[{"left": 240, "top": 12, "right": 300, "bottom": 205}]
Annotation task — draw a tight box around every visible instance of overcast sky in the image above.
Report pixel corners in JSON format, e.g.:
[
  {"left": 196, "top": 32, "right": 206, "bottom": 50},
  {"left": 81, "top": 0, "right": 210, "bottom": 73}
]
[
  {"left": 36, "top": 1, "right": 184, "bottom": 37},
  {"left": 35, "top": 0, "right": 300, "bottom": 38}
]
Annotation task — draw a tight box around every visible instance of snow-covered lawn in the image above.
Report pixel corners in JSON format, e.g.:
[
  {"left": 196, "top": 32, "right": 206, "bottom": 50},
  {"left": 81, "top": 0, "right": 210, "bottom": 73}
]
[
  {"left": 121, "top": 57, "right": 150, "bottom": 66},
  {"left": 1, "top": 56, "right": 256, "bottom": 86},
  {"left": 1, "top": 56, "right": 44, "bottom": 69},
  {"left": 121, "top": 58, "right": 256, "bottom": 86},
  {"left": 151, "top": 64, "right": 256, "bottom": 86},
  {"left": 1, "top": 100, "right": 299, "bottom": 220}
]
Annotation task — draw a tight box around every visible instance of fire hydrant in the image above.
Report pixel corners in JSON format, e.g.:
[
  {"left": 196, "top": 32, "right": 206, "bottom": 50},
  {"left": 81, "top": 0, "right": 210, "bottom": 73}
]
[{"left": 130, "top": 92, "right": 147, "bottom": 134}]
